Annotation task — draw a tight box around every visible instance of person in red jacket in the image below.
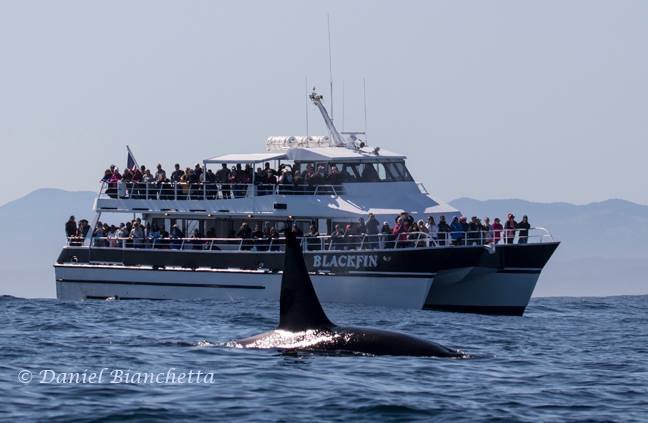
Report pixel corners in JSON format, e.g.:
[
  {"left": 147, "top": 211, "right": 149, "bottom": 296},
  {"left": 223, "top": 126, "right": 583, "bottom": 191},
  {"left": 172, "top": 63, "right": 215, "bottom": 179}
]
[{"left": 392, "top": 215, "right": 410, "bottom": 248}]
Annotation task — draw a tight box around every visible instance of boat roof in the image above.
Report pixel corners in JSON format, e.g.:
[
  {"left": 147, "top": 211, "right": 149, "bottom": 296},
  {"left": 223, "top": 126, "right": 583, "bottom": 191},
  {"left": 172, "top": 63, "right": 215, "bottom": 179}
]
[
  {"left": 203, "top": 152, "right": 287, "bottom": 164},
  {"left": 286, "top": 146, "right": 406, "bottom": 162},
  {"left": 203, "top": 146, "right": 405, "bottom": 165}
]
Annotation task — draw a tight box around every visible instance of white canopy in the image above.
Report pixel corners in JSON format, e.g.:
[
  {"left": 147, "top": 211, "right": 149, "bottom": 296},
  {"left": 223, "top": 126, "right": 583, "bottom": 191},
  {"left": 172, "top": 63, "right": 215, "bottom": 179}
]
[
  {"left": 203, "top": 152, "right": 287, "bottom": 164},
  {"left": 286, "top": 146, "right": 406, "bottom": 162},
  {"left": 204, "top": 146, "right": 405, "bottom": 165}
]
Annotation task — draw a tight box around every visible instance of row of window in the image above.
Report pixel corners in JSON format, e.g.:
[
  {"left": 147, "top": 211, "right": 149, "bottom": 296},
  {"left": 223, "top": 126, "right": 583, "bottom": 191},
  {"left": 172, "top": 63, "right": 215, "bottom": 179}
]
[{"left": 294, "top": 161, "right": 413, "bottom": 183}]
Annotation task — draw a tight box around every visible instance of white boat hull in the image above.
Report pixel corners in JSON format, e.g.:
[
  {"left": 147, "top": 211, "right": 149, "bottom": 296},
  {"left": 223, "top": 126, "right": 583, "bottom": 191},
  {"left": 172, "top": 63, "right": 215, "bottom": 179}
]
[{"left": 54, "top": 264, "right": 433, "bottom": 309}]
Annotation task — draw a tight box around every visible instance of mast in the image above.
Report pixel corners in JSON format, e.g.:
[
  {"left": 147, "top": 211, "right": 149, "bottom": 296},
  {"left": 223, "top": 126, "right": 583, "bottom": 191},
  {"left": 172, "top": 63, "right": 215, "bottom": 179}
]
[
  {"left": 327, "top": 14, "right": 334, "bottom": 121},
  {"left": 309, "top": 89, "right": 346, "bottom": 147}
]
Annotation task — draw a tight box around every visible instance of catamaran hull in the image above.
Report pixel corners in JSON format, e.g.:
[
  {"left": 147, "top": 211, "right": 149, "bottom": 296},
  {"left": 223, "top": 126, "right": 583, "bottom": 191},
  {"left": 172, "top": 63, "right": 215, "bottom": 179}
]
[
  {"left": 54, "top": 242, "right": 558, "bottom": 315},
  {"left": 54, "top": 264, "right": 434, "bottom": 309},
  {"left": 424, "top": 267, "right": 541, "bottom": 315}
]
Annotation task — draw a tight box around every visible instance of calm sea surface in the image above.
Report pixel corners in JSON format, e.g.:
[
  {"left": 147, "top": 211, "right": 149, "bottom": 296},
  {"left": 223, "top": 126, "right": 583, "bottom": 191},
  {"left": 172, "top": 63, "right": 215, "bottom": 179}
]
[{"left": 2, "top": 295, "right": 648, "bottom": 422}]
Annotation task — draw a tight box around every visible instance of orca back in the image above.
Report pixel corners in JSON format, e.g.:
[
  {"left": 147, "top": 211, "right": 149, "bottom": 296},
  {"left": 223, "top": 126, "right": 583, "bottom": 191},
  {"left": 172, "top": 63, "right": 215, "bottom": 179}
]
[{"left": 278, "top": 230, "right": 334, "bottom": 331}]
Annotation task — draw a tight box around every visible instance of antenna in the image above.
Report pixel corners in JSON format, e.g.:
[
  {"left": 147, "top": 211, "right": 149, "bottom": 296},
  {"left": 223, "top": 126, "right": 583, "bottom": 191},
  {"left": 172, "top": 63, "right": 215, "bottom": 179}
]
[
  {"left": 327, "top": 14, "right": 334, "bottom": 121},
  {"left": 363, "top": 77, "right": 368, "bottom": 138},
  {"left": 305, "top": 76, "right": 309, "bottom": 137},
  {"left": 342, "top": 81, "right": 345, "bottom": 132}
]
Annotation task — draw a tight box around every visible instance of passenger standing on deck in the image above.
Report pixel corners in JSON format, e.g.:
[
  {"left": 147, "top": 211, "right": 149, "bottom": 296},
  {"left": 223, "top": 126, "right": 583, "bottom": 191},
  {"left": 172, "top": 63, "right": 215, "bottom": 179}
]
[
  {"left": 171, "top": 164, "right": 184, "bottom": 183},
  {"left": 130, "top": 222, "right": 145, "bottom": 248},
  {"left": 504, "top": 213, "right": 517, "bottom": 244},
  {"left": 236, "top": 222, "right": 252, "bottom": 239},
  {"left": 426, "top": 216, "right": 438, "bottom": 242},
  {"left": 468, "top": 217, "right": 480, "bottom": 245},
  {"left": 492, "top": 218, "right": 503, "bottom": 244},
  {"left": 517, "top": 215, "right": 531, "bottom": 244},
  {"left": 78, "top": 219, "right": 90, "bottom": 239},
  {"left": 306, "top": 223, "right": 321, "bottom": 251},
  {"left": 437, "top": 216, "right": 450, "bottom": 246},
  {"left": 155, "top": 164, "right": 166, "bottom": 182},
  {"left": 482, "top": 217, "right": 493, "bottom": 244},
  {"left": 215, "top": 163, "right": 231, "bottom": 199},
  {"left": 392, "top": 216, "right": 410, "bottom": 248},
  {"left": 381, "top": 222, "right": 392, "bottom": 249},
  {"left": 65, "top": 216, "right": 77, "bottom": 240},
  {"left": 450, "top": 216, "right": 464, "bottom": 245},
  {"left": 366, "top": 213, "right": 380, "bottom": 249}
]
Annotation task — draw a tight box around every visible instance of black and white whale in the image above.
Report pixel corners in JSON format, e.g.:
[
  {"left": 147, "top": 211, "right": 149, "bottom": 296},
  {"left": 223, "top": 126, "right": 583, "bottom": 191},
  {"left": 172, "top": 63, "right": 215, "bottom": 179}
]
[{"left": 234, "top": 230, "right": 465, "bottom": 357}]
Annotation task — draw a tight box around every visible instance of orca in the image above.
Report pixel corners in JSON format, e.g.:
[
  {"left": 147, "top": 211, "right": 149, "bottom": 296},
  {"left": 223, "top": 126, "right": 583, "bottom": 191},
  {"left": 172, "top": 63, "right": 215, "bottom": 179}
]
[{"left": 234, "top": 230, "right": 465, "bottom": 357}]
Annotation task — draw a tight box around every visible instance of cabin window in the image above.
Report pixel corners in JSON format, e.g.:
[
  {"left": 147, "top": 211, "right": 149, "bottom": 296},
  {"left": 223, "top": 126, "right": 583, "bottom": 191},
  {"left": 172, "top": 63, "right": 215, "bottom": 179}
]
[{"left": 294, "top": 160, "right": 413, "bottom": 183}]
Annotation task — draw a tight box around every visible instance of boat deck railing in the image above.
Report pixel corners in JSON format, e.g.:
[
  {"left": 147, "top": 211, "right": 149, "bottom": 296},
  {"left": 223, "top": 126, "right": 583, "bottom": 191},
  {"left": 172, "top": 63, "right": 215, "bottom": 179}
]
[
  {"left": 98, "top": 181, "right": 345, "bottom": 201},
  {"left": 67, "top": 228, "right": 554, "bottom": 252}
]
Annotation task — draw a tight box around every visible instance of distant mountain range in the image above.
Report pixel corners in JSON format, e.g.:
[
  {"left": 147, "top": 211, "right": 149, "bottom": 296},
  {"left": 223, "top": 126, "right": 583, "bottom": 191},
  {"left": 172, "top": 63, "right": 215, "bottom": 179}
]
[
  {"left": 0, "top": 189, "right": 646, "bottom": 298},
  {"left": 0, "top": 188, "right": 96, "bottom": 298},
  {"left": 449, "top": 197, "right": 648, "bottom": 260},
  {"left": 449, "top": 197, "right": 648, "bottom": 297}
]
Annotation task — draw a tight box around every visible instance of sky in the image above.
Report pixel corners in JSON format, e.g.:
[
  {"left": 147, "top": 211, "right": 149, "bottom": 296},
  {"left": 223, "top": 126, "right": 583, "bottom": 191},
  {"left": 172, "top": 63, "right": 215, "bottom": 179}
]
[{"left": 0, "top": 0, "right": 647, "bottom": 207}]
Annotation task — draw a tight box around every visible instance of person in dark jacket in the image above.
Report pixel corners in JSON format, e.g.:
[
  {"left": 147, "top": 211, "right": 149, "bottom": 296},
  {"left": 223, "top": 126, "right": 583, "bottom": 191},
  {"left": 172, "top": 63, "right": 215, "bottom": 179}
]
[
  {"left": 504, "top": 213, "right": 517, "bottom": 244},
  {"left": 437, "top": 216, "right": 451, "bottom": 246},
  {"left": 170, "top": 164, "right": 184, "bottom": 183},
  {"left": 468, "top": 216, "right": 480, "bottom": 245},
  {"left": 330, "top": 224, "right": 344, "bottom": 250},
  {"left": 236, "top": 222, "right": 253, "bottom": 250},
  {"left": 305, "top": 223, "right": 321, "bottom": 251},
  {"left": 236, "top": 222, "right": 252, "bottom": 239},
  {"left": 517, "top": 215, "right": 531, "bottom": 244},
  {"left": 65, "top": 216, "right": 77, "bottom": 239},
  {"left": 365, "top": 213, "right": 380, "bottom": 249},
  {"left": 215, "top": 163, "right": 231, "bottom": 199}
]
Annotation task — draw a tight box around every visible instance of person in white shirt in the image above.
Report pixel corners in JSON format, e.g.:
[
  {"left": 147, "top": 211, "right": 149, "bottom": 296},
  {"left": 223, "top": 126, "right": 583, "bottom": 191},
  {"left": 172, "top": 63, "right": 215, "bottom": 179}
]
[{"left": 426, "top": 216, "right": 439, "bottom": 241}]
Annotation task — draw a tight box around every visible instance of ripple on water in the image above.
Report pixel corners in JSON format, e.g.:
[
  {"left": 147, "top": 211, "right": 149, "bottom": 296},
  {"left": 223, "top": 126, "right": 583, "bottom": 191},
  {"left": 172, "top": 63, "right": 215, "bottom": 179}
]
[{"left": 1, "top": 295, "right": 648, "bottom": 421}]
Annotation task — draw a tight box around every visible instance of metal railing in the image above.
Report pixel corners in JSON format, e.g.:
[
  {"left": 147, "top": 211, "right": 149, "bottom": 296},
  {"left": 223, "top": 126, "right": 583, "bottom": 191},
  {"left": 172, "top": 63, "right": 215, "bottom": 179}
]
[
  {"left": 69, "top": 228, "right": 554, "bottom": 251},
  {"left": 98, "top": 181, "right": 345, "bottom": 200}
]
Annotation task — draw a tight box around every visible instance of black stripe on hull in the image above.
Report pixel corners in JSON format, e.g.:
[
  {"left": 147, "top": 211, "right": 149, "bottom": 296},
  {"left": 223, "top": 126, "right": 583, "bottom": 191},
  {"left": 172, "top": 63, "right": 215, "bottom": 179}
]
[
  {"left": 56, "top": 242, "right": 560, "bottom": 275},
  {"left": 423, "top": 304, "right": 525, "bottom": 316},
  {"left": 56, "top": 279, "right": 265, "bottom": 290}
]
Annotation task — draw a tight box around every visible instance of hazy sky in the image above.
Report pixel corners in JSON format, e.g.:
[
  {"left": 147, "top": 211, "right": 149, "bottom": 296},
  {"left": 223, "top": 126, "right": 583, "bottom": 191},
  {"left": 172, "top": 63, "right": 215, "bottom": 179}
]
[{"left": 1, "top": 0, "right": 646, "bottom": 207}]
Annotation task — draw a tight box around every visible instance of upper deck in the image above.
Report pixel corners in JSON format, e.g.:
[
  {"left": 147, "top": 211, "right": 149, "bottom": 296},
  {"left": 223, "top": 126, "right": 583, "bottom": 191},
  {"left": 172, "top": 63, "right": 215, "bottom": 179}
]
[{"left": 94, "top": 90, "right": 460, "bottom": 222}]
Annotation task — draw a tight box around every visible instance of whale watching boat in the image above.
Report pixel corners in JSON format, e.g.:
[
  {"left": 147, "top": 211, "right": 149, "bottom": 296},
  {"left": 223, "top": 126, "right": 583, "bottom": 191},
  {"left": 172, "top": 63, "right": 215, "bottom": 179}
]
[{"left": 54, "top": 90, "right": 559, "bottom": 315}]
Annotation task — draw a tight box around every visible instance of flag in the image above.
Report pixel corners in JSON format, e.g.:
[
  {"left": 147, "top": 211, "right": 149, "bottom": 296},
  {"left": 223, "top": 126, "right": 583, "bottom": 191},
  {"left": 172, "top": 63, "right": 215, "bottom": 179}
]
[{"left": 126, "top": 145, "right": 139, "bottom": 170}]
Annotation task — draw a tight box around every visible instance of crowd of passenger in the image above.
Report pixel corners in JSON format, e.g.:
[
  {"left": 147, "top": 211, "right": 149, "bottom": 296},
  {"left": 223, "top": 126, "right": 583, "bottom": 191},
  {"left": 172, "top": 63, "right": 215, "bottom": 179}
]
[
  {"left": 66, "top": 212, "right": 532, "bottom": 249},
  {"left": 100, "top": 161, "right": 369, "bottom": 199}
]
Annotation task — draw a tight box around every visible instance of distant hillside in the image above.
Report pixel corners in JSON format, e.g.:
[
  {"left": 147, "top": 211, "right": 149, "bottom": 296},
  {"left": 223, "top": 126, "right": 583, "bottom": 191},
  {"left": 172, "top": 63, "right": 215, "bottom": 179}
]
[
  {"left": 0, "top": 188, "right": 96, "bottom": 298},
  {"left": 450, "top": 197, "right": 648, "bottom": 297},
  {"left": 0, "top": 190, "right": 645, "bottom": 298},
  {"left": 449, "top": 197, "right": 648, "bottom": 259}
]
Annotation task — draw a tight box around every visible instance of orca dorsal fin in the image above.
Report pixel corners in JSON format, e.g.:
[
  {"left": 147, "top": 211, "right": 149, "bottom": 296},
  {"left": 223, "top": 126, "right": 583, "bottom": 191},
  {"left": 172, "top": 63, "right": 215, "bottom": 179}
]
[{"left": 278, "top": 230, "right": 334, "bottom": 331}]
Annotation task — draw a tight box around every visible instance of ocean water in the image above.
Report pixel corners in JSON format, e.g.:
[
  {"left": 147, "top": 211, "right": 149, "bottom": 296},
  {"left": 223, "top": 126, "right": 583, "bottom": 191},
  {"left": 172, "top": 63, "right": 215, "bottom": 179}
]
[{"left": 2, "top": 295, "right": 648, "bottom": 422}]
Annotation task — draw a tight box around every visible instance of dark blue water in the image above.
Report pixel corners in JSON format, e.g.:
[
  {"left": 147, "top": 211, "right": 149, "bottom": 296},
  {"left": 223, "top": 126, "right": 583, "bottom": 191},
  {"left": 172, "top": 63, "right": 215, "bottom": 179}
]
[{"left": 2, "top": 295, "right": 648, "bottom": 422}]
